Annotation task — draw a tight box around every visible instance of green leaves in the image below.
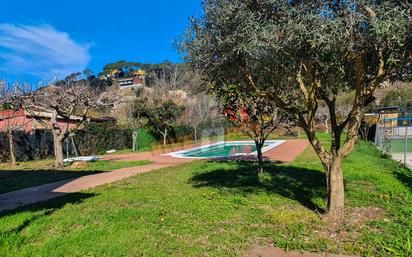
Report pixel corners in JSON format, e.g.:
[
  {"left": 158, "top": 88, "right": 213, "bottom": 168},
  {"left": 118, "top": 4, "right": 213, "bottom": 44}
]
[
  {"left": 183, "top": 0, "right": 411, "bottom": 88},
  {"left": 182, "top": 0, "right": 411, "bottom": 220},
  {"left": 134, "top": 98, "right": 185, "bottom": 133}
]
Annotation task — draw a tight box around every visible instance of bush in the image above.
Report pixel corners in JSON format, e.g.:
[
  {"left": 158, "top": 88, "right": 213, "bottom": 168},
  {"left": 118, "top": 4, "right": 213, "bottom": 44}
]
[
  {"left": 135, "top": 128, "right": 156, "bottom": 150},
  {"left": 382, "top": 88, "right": 412, "bottom": 108},
  {"left": 0, "top": 130, "right": 54, "bottom": 162},
  {"left": 74, "top": 123, "right": 132, "bottom": 155}
]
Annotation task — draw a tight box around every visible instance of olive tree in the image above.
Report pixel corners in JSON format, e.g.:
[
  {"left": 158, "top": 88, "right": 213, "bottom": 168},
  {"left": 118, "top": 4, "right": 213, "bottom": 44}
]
[
  {"left": 133, "top": 98, "right": 185, "bottom": 146},
  {"left": 182, "top": 0, "right": 411, "bottom": 221}
]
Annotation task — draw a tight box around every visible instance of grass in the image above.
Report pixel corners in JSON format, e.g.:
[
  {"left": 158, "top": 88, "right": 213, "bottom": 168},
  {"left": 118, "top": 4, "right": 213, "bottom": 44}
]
[
  {"left": 390, "top": 139, "right": 412, "bottom": 153},
  {"left": 103, "top": 147, "right": 153, "bottom": 155},
  {"left": 0, "top": 160, "right": 151, "bottom": 194},
  {"left": 0, "top": 142, "right": 411, "bottom": 256},
  {"left": 76, "top": 160, "right": 151, "bottom": 172}
]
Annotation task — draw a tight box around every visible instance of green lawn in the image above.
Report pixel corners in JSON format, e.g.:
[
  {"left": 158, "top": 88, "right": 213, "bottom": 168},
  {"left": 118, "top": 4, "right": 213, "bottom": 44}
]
[
  {"left": 0, "top": 160, "right": 151, "bottom": 194},
  {"left": 102, "top": 147, "right": 153, "bottom": 155},
  {"left": 78, "top": 160, "right": 151, "bottom": 172},
  {"left": 0, "top": 142, "right": 411, "bottom": 256},
  {"left": 390, "top": 139, "right": 412, "bottom": 153}
]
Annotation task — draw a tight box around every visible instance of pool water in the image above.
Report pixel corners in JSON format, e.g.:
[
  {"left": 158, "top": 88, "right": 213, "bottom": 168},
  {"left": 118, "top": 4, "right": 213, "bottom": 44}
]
[
  {"left": 183, "top": 143, "right": 266, "bottom": 158},
  {"left": 166, "top": 141, "right": 285, "bottom": 159}
]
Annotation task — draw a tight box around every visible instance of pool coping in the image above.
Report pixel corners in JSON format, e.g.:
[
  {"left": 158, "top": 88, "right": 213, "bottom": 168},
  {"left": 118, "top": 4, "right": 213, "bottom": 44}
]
[{"left": 163, "top": 140, "right": 286, "bottom": 159}]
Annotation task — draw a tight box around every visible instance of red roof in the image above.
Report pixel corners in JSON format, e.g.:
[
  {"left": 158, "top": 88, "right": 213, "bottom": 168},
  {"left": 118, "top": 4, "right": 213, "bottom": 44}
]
[{"left": 0, "top": 109, "right": 25, "bottom": 119}]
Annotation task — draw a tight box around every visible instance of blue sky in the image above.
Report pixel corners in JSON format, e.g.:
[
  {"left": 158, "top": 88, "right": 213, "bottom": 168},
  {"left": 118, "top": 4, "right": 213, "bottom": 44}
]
[{"left": 0, "top": 0, "right": 202, "bottom": 83}]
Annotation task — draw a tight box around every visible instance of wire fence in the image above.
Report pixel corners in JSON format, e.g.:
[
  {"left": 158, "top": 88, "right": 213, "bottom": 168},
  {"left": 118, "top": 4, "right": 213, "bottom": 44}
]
[{"left": 375, "top": 117, "right": 412, "bottom": 169}]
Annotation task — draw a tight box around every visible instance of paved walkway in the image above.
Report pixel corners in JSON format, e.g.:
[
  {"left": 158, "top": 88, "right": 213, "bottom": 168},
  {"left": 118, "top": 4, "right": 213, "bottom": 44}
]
[
  {"left": 265, "top": 139, "right": 309, "bottom": 162},
  {"left": 0, "top": 139, "right": 308, "bottom": 213}
]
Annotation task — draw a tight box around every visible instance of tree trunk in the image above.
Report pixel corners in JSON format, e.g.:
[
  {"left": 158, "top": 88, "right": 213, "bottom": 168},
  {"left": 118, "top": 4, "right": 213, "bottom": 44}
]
[
  {"left": 66, "top": 138, "right": 70, "bottom": 159},
  {"left": 7, "top": 130, "right": 17, "bottom": 166},
  {"left": 194, "top": 126, "right": 198, "bottom": 141},
  {"left": 54, "top": 139, "right": 64, "bottom": 168},
  {"left": 52, "top": 131, "right": 65, "bottom": 169},
  {"left": 256, "top": 141, "right": 264, "bottom": 174},
  {"left": 163, "top": 128, "right": 168, "bottom": 146},
  {"left": 132, "top": 130, "right": 138, "bottom": 152},
  {"left": 324, "top": 119, "right": 329, "bottom": 133},
  {"left": 300, "top": 122, "right": 346, "bottom": 222},
  {"left": 71, "top": 137, "right": 79, "bottom": 157},
  {"left": 324, "top": 157, "right": 345, "bottom": 221}
]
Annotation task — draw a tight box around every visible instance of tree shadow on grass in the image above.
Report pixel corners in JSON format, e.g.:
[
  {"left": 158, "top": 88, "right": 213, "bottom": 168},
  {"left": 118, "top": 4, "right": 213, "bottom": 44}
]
[
  {"left": 0, "top": 169, "right": 104, "bottom": 194},
  {"left": 0, "top": 192, "right": 96, "bottom": 235},
  {"left": 394, "top": 170, "right": 412, "bottom": 193},
  {"left": 189, "top": 161, "right": 326, "bottom": 212}
]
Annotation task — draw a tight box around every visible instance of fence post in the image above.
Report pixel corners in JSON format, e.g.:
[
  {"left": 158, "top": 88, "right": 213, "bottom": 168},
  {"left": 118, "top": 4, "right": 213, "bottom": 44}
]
[{"left": 405, "top": 126, "right": 408, "bottom": 166}]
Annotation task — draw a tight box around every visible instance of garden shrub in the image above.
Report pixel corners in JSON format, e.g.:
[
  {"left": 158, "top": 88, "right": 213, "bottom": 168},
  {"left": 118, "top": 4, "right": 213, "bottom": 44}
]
[
  {"left": 74, "top": 122, "right": 132, "bottom": 155},
  {"left": 135, "top": 128, "right": 156, "bottom": 150},
  {"left": 0, "top": 130, "right": 54, "bottom": 162}
]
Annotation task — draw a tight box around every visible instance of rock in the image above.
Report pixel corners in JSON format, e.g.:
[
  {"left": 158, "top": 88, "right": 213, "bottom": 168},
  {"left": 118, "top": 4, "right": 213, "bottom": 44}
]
[{"left": 71, "top": 161, "right": 89, "bottom": 169}]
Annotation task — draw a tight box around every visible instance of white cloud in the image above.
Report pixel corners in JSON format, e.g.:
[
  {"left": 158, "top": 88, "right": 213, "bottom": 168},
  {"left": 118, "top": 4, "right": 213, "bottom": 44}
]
[{"left": 0, "top": 23, "right": 91, "bottom": 79}]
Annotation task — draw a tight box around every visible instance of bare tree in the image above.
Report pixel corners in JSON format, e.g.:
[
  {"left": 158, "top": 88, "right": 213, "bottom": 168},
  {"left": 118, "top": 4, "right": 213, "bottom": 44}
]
[
  {"left": 115, "top": 101, "right": 141, "bottom": 151},
  {"left": 0, "top": 82, "right": 32, "bottom": 166},
  {"left": 115, "top": 93, "right": 149, "bottom": 151},
  {"left": 185, "top": 93, "right": 219, "bottom": 141},
  {"left": 0, "top": 80, "right": 5, "bottom": 105},
  {"left": 23, "top": 82, "right": 94, "bottom": 168},
  {"left": 316, "top": 104, "right": 330, "bottom": 133}
]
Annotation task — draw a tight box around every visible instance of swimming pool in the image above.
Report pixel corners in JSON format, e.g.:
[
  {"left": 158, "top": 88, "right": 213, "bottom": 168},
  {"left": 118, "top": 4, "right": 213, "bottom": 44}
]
[{"left": 165, "top": 140, "right": 285, "bottom": 159}]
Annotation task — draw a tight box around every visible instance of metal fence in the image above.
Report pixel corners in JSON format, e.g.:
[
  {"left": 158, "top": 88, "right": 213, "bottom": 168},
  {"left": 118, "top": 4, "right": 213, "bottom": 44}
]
[{"left": 375, "top": 118, "right": 412, "bottom": 169}]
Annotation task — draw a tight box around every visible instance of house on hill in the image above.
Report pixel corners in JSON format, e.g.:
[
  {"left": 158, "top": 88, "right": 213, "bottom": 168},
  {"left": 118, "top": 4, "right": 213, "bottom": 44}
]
[
  {"left": 117, "top": 77, "right": 144, "bottom": 89},
  {"left": 108, "top": 68, "right": 146, "bottom": 89},
  {"left": 104, "top": 68, "right": 146, "bottom": 90}
]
